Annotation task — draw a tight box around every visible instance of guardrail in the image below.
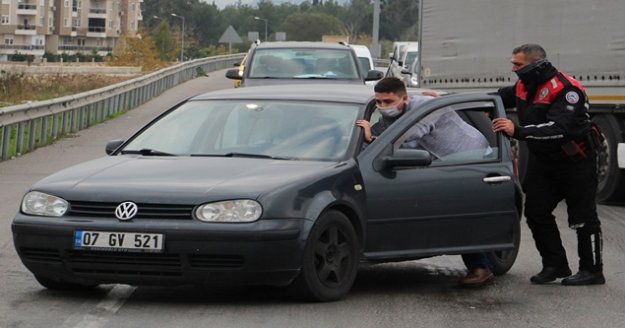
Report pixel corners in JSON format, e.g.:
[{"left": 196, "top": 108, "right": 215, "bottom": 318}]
[{"left": 0, "top": 53, "right": 244, "bottom": 161}]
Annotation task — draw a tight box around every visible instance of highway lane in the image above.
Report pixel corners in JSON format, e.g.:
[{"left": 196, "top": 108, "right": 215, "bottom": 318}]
[{"left": 1, "top": 71, "right": 625, "bottom": 328}]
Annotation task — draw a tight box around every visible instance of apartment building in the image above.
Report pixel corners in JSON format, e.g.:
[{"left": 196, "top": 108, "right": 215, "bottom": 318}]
[{"left": 0, "top": 0, "right": 143, "bottom": 61}]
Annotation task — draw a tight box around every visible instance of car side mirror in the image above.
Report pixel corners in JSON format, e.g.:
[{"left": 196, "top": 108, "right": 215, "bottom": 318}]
[
  {"left": 105, "top": 139, "right": 125, "bottom": 155},
  {"left": 225, "top": 69, "right": 242, "bottom": 80},
  {"left": 382, "top": 149, "right": 432, "bottom": 169},
  {"left": 365, "top": 70, "right": 384, "bottom": 81}
]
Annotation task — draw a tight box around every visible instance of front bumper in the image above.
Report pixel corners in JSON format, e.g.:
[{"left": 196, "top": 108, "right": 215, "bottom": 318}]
[{"left": 12, "top": 214, "right": 304, "bottom": 287}]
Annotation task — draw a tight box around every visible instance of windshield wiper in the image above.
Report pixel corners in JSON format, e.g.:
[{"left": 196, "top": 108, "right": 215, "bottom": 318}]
[
  {"left": 191, "top": 152, "right": 292, "bottom": 160},
  {"left": 294, "top": 74, "right": 332, "bottom": 79},
  {"left": 121, "top": 148, "right": 175, "bottom": 156}
]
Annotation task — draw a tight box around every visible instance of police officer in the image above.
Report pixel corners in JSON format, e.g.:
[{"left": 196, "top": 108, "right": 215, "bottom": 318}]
[{"left": 492, "top": 44, "right": 604, "bottom": 285}]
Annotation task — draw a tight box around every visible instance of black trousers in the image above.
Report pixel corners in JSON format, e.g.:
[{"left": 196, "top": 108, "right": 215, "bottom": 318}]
[{"left": 522, "top": 152, "right": 603, "bottom": 272}]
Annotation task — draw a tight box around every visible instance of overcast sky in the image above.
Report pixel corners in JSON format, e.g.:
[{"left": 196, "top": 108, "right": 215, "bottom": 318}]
[{"left": 203, "top": 0, "right": 309, "bottom": 9}]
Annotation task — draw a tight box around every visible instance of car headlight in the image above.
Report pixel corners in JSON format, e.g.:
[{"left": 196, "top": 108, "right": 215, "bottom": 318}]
[
  {"left": 195, "top": 200, "right": 262, "bottom": 223},
  {"left": 21, "top": 191, "right": 69, "bottom": 217}
]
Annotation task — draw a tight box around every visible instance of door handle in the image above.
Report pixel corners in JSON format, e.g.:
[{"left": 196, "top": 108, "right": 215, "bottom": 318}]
[{"left": 483, "top": 176, "right": 512, "bottom": 183}]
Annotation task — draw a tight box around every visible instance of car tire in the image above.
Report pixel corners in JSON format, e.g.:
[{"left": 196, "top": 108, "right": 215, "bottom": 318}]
[
  {"left": 289, "top": 210, "right": 359, "bottom": 302},
  {"left": 592, "top": 114, "right": 625, "bottom": 203},
  {"left": 478, "top": 218, "right": 521, "bottom": 276},
  {"left": 35, "top": 275, "right": 97, "bottom": 290}
]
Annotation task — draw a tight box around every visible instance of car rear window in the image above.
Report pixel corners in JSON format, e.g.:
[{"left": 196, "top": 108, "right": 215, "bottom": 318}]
[{"left": 249, "top": 48, "right": 360, "bottom": 80}]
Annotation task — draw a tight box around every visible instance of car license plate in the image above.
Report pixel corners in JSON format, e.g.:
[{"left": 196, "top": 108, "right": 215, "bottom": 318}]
[{"left": 74, "top": 230, "right": 164, "bottom": 252}]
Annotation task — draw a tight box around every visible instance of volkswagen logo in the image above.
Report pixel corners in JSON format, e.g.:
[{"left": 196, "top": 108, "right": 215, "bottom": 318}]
[{"left": 115, "top": 201, "right": 138, "bottom": 221}]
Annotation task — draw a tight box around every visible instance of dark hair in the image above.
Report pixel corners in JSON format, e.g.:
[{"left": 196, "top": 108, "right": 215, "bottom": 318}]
[
  {"left": 374, "top": 77, "right": 407, "bottom": 95},
  {"left": 512, "top": 44, "right": 547, "bottom": 63}
]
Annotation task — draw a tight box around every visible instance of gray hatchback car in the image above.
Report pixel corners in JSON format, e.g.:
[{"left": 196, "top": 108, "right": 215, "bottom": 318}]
[{"left": 12, "top": 84, "right": 521, "bottom": 302}]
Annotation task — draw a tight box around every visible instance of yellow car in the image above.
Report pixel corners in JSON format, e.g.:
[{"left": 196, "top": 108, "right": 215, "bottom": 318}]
[{"left": 233, "top": 54, "right": 247, "bottom": 88}]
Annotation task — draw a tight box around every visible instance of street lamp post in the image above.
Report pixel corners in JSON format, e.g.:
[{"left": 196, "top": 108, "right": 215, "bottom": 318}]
[
  {"left": 254, "top": 16, "right": 268, "bottom": 42},
  {"left": 171, "top": 13, "right": 185, "bottom": 62}
]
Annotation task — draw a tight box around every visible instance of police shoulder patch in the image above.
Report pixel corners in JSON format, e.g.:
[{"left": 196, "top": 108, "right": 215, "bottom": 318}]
[
  {"left": 565, "top": 91, "right": 580, "bottom": 104},
  {"left": 539, "top": 88, "right": 549, "bottom": 100}
]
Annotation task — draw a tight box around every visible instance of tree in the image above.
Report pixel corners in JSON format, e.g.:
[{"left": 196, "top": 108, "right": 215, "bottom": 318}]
[
  {"left": 108, "top": 31, "right": 163, "bottom": 70},
  {"left": 151, "top": 20, "right": 177, "bottom": 61},
  {"left": 340, "top": 0, "right": 373, "bottom": 41},
  {"left": 380, "top": 0, "right": 419, "bottom": 41},
  {"left": 189, "top": 1, "right": 220, "bottom": 45},
  {"left": 280, "top": 12, "right": 344, "bottom": 41}
]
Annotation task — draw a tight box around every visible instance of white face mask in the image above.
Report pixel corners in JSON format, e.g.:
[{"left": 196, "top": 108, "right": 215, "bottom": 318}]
[{"left": 378, "top": 106, "right": 402, "bottom": 117}]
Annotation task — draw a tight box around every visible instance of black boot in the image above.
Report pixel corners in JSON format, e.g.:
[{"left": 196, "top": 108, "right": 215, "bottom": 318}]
[
  {"left": 562, "top": 270, "right": 605, "bottom": 285},
  {"left": 530, "top": 266, "right": 572, "bottom": 284}
]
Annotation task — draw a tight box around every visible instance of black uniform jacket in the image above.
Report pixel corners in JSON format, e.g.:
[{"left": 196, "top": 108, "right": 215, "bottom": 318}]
[{"left": 498, "top": 68, "right": 592, "bottom": 161}]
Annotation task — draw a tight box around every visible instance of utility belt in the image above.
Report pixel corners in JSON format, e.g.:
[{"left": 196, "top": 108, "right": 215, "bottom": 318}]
[{"left": 558, "top": 123, "right": 604, "bottom": 162}]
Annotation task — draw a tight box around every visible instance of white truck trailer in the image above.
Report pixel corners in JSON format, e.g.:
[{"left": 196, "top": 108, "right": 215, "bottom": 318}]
[{"left": 418, "top": 0, "right": 625, "bottom": 203}]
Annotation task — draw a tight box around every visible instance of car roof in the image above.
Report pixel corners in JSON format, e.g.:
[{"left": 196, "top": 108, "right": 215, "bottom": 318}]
[
  {"left": 191, "top": 84, "right": 376, "bottom": 104},
  {"left": 254, "top": 41, "right": 353, "bottom": 50},
  {"left": 350, "top": 45, "right": 372, "bottom": 56}
]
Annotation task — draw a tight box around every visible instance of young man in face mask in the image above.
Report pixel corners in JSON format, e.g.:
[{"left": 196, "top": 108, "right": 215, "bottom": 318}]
[
  {"left": 492, "top": 44, "right": 605, "bottom": 286},
  {"left": 356, "top": 77, "right": 495, "bottom": 287}
]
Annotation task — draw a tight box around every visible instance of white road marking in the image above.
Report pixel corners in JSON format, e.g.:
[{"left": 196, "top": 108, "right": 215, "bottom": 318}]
[{"left": 65, "top": 284, "right": 136, "bottom": 328}]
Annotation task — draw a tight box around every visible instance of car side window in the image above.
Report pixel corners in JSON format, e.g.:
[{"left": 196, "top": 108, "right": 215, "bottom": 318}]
[{"left": 393, "top": 101, "right": 499, "bottom": 166}]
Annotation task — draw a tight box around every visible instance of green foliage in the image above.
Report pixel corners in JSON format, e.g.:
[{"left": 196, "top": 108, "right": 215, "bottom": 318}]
[
  {"left": 43, "top": 51, "right": 104, "bottom": 63},
  {"left": 195, "top": 67, "right": 207, "bottom": 77},
  {"left": 108, "top": 31, "right": 164, "bottom": 70},
  {"left": 0, "top": 70, "right": 26, "bottom": 102},
  {"left": 0, "top": 72, "right": 131, "bottom": 106},
  {"left": 9, "top": 51, "right": 28, "bottom": 61},
  {"left": 141, "top": 0, "right": 419, "bottom": 58},
  {"left": 280, "top": 12, "right": 344, "bottom": 41},
  {"left": 380, "top": 0, "right": 420, "bottom": 41},
  {"left": 152, "top": 20, "right": 178, "bottom": 61}
]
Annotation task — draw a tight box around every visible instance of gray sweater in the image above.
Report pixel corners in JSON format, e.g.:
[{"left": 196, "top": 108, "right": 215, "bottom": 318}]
[{"left": 371, "top": 96, "right": 489, "bottom": 159}]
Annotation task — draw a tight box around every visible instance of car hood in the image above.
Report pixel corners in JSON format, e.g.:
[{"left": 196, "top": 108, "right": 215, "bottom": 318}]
[{"left": 32, "top": 156, "right": 343, "bottom": 204}]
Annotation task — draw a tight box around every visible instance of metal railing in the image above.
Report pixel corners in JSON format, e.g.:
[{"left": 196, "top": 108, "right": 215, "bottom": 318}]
[
  {"left": 17, "top": 4, "right": 37, "bottom": 10},
  {"left": 0, "top": 44, "right": 45, "bottom": 50},
  {"left": 16, "top": 25, "right": 37, "bottom": 30},
  {"left": 58, "top": 45, "right": 112, "bottom": 52},
  {"left": 0, "top": 54, "right": 244, "bottom": 161}
]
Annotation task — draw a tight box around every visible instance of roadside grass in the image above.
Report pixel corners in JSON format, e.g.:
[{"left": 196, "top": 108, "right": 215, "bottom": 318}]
[
  {"left": 1, "top": 71, "right": 134, "bottom": 159},
  {"left": 1, "top": 71, "right": 134, "bottom": 106}
]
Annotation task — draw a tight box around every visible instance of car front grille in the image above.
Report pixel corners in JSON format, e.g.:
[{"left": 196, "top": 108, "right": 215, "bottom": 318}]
[
  {"left": 67, "top": 201, "right": 194, "bottom": 220},
  {"left": 21, "top": 248, "right": 62, "bottom": 263},
  {"left": 188, "top": 254, "right": 244, "bottom": 270},
  {"left": 66, "top": 250, "right": 183, "bottom": 277},
  {"left": 20, "top": 248, "right": 247, "bottom": 277}
]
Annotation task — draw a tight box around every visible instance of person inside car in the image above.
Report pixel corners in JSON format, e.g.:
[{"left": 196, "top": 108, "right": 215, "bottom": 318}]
[{"left": 356, "top": 77, "right": 494, "bottom": 287}]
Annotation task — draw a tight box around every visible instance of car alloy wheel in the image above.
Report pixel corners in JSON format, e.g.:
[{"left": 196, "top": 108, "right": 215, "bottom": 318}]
[{"left": 290, "top": 210, "right": 359, "bottom": 302}]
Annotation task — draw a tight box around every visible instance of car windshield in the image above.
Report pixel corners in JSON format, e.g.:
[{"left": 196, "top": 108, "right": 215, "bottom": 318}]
[
  {"left": 249, "top": 48, "right": 360, "bottom": 79},
  {"left": 122, "top": 100, "right": 361, "bottom": 161},
  {"left": 404, "top": 51, "right": 418, "bottom": 67}
]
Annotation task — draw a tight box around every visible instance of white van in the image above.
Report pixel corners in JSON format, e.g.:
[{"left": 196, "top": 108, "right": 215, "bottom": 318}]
[
  {"left": 387, "top": 42, "right": 418, "bottom": 80},
  {"left": 350, "top": 44, "right": 376, "bottom": 85}
]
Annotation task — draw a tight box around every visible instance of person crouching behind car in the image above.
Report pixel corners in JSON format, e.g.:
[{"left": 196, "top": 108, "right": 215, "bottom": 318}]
[{"left": 356, "top": 77, "right": 495, "bottom": 287}]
